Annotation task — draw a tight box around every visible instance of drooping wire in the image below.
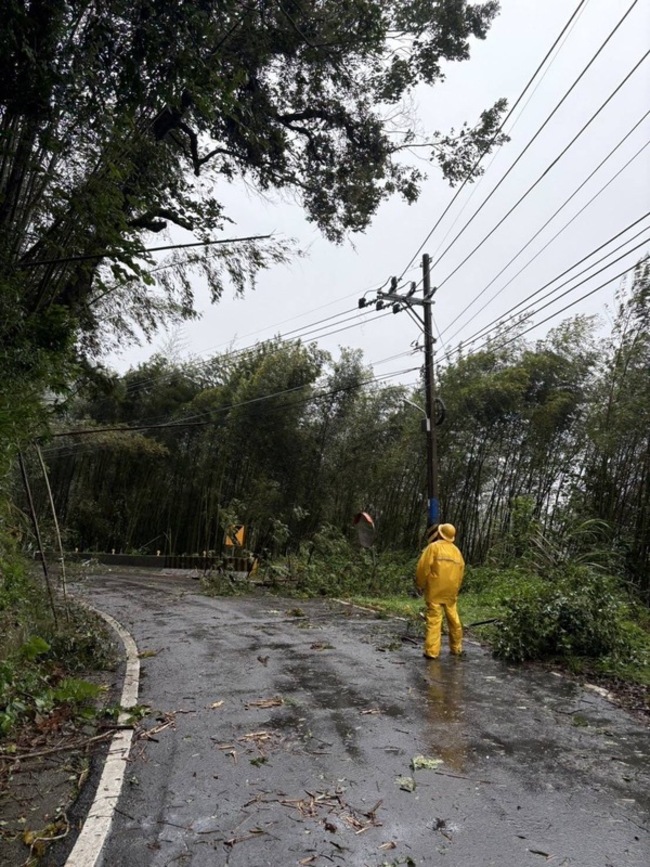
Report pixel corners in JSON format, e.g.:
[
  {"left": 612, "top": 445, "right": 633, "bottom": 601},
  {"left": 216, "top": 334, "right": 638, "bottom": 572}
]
[
  {"left": 398, "top": 0, "right": 593, "bottom": 280},
  {"left": 118, "top": 304, "right": 394, "bottom": 397},
  {"left": 41, "top": 364, "right": 422, "bottom": 448},
  {"left": 114, "top": 274, "right": 409, "bottom": 396},
  {"left": 167, "top": 274, "right": 398, "bottom": 365},
  {"left": 442, "top": 127, "right": 650, "bottom": 341},
  {"left": 435, "top": 44, "right": 650, "bottom": 292},
  {"left": 453, "top": 215, "right": 650, "bottom": 351}
]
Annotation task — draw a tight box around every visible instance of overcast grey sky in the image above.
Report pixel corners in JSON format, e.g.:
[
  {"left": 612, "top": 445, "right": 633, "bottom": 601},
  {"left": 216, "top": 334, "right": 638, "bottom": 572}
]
[{"left": 108, "top": 0, "right": 650, "bottom": 383}]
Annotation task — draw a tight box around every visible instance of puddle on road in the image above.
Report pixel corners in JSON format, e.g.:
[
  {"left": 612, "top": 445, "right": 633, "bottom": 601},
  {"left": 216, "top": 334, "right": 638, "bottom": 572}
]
[{"left": 421, "top": 659, "right": 470, "bottom": 773}]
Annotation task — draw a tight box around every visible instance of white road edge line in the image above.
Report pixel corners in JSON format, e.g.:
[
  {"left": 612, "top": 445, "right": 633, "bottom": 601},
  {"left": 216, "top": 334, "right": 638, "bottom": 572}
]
[{"left": 65, "top": 603, "right": 140, "bottom": 867}]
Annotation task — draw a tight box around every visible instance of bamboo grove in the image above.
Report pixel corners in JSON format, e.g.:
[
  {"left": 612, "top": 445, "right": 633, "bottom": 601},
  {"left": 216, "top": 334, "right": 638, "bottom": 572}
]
[{"left": 20, "top": 257, "right": 650, "bottom": 598}]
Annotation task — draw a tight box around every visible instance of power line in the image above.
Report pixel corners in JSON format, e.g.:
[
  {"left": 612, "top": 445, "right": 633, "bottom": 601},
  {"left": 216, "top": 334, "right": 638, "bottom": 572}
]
[
  {"left": 15, "top": 234, "right": 274, "bottom": 269},
  {"left": 40, "top": 365, "right": 425, "bottom": 460},
  {"left": 398, "top": 0, "right": 593, "bottom": 279},
  {"left": 454, "top": 215, "right": 650, "bottom": 351},
  {"left": 92, "top": 366, "right": 423, "bottom": 433},
  {"left": 498, "top": 240, "right": 649, "bottom": 331},
  {"left": 116, "top": 336, "right": 416, "bottom": 431},
  {"left": 115, "top": 266, "right": 422, "bottom": 398},
  {"left": 119, "top": 302, "right": 392, "bottom": 396},
  {"left": 151, "top": 273, "right": 406, "bottom": 369},
  {"left": 470, "top": 265, "right": 638, "bottom": 358},
  {"left": 429, "top": 0, "right": 642, "bottom": 285},
  {"left": 39, "top": 373, "right": 426, "bottom": 463},
  {"left": 426, "top": 0, "right": 594, "bottom": 276},
  {"left": 41, "top": 364, "right": 421, "bottom": 446},
  {"left": 436, "top": 43, "right": 650, "bottom": 292},
  {"left": 465, "top": 250, "right": 648, "bottom": 358},
  {"left": 442, "top": 128, "right": 650, "bottom": 342}
]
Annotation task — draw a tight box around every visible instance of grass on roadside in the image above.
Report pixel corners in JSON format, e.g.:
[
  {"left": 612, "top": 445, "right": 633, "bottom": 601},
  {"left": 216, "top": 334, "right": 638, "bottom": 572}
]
[
  {"left": 348, "top": 564, "right": 650, "bottom": 696},
  {"left": 1, "top": 550, "right": 117, "bottom": 738}
]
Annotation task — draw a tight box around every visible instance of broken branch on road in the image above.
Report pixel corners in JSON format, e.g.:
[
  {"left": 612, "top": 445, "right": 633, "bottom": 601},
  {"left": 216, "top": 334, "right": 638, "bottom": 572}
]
[{"left": 245, "top": 696, "right": 284, "bottom": 709}]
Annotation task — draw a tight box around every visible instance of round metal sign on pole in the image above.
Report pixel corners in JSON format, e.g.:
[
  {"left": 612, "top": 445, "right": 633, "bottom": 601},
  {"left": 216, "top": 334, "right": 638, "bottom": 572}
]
[{"left": 353, "top": 512, "right": 376, "bottom": 548}]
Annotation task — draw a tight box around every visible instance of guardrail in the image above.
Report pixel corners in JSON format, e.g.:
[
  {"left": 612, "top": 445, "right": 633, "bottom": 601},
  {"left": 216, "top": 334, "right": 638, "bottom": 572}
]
[{"left": 36, "top": 551, "right": 253, "bottom": 572}]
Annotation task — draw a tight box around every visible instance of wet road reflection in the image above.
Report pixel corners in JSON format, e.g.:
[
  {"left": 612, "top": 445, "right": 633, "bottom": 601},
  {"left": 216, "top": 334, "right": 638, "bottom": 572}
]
[{"left": 423, "top": 657, "right": 468, "bottom": 773}]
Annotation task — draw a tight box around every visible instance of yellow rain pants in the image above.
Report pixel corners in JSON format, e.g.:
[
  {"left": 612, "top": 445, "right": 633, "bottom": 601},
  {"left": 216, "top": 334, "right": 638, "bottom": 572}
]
[{"left": 416, "top": 539, "right": 465, "bottom": 658}]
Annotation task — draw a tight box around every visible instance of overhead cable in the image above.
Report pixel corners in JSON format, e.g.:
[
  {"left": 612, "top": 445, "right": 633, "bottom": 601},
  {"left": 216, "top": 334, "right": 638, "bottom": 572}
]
[
  {"left": 425, "top": 0, "right": 594, "bottom": 278},
  {"left": 436, "top": 43, "right": 650, "bottom": 291},
  {"left": 442, "top": 128, "right": 650, "bottom": 340},
  {"left": 470, "top": 265, "right": 640, "bottom": 358},
  {"left": 429, "top": 0, "right": 642, "bottom": 285},
  {"left": 465, "top": 249, "right": 648, "bottom": 358},
  {"left": 42, "top": 364, "right": 421, "bottom": 444},
  {"left": 118, "top": 304, "right": 393, "bottom": 397},
  {"left": 16, "top": 235, "right": 274, "bottom": 269},
  {"left": 455, "top": 215, "right": 650, "bottom": 350},
  {"left": 398, "top": 0, "right": 593, "bottom": 279}
]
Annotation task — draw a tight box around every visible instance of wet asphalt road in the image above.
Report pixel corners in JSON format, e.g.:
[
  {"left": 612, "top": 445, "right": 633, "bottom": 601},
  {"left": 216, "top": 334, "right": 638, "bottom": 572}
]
[{"left": 75, "top": 571, "right": 648, "bottom": 867}]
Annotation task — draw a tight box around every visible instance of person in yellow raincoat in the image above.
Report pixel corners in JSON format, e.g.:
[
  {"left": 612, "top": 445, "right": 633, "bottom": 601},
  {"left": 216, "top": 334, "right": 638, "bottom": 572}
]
[{"left": 416, "top": 523, "right": 465, "bottom": 659}]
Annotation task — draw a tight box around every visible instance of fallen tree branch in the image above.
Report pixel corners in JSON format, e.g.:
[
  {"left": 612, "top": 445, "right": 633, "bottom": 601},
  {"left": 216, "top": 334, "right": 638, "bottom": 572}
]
[{"left": 0, "top": 730, "right": 115, "bottom": 763}]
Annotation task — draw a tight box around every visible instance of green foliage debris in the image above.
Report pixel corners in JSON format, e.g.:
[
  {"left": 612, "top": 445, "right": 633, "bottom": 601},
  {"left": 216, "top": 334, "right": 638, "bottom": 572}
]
[{"left": 411, "top": 755, "right": 443, "bottom": 770}]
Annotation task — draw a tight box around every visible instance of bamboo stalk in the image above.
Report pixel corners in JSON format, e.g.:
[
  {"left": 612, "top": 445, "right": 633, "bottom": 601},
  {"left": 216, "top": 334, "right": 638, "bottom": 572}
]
[
  {"left": 35, "top": 442, "right": 70, "bottom": 619},
  {"left": 18, "top": 451, "right": 58, "bottom": 628}
]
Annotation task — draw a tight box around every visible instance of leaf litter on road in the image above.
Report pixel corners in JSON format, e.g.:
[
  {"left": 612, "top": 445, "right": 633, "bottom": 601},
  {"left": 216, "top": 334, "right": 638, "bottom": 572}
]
[{"left": 279, "top": 788, "right": 383, "bottom": 835}]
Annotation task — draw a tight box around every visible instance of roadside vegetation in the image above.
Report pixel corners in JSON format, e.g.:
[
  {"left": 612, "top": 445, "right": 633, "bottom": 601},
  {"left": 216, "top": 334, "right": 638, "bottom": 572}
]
[
  {"left": 239, "top": 524, "right": 650, "bottom": 715},
  {"left": 0, "top": 537, "right": 118, "bottom": 865},
  {"left": 0, "top": 530, "right": 116, "bottom": 739}
]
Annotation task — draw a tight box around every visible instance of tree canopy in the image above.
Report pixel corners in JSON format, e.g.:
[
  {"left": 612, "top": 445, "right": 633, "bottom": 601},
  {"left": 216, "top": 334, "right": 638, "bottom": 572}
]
[{"left": 1, "top": 0, "right": 507, "bottom": 454}]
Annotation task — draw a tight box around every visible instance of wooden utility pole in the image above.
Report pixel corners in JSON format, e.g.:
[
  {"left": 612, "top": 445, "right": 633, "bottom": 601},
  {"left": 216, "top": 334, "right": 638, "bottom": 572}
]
[
  {"left": 421, "top": 253, "right": 440, "bottom": 529},
  {"left": 359, "top": 255, "right": 442, "bottom": 530}
]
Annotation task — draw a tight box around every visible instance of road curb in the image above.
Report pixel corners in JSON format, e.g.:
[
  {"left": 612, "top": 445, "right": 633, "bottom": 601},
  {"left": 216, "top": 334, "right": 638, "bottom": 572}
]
[{"left": 65, "top": 603, "right": 140, "bottom": 867}]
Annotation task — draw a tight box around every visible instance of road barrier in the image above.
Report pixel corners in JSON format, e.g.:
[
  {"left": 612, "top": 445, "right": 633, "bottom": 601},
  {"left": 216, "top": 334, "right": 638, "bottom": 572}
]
[{"left": 36, "top": 551, "right": 253, "bottom": 573}]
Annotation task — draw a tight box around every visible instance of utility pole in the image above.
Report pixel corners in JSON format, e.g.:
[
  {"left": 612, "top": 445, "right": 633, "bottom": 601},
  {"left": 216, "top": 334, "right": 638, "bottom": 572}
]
[
  {"left": 421, "top": 253, "right": 440, "bottom": 529},
  {"left": 359, "top": 254, "right": 442, "bottom": 531}
]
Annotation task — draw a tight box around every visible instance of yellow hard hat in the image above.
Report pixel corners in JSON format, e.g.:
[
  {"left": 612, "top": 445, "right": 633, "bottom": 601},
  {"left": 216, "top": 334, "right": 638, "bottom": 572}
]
[{"left": 437, "top": 523, "right": 456, "bottom": 542}]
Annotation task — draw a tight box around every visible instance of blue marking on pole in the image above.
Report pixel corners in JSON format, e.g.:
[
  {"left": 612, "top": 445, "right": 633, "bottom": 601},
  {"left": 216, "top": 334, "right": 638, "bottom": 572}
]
[{"left": 429, "top": 497, "right": 440, "bottom": 524}]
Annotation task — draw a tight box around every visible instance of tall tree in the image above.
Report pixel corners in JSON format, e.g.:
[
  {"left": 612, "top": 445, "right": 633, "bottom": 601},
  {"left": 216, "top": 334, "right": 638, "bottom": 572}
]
[
  {"left": 435, "top": 321, "right": 596, "bottom": 562},
  {"left": 579, "top": 258, "right": 650, "bottom": 592},
  {"left": 1, "top": 0, "right": 507, "bottom": 459}
]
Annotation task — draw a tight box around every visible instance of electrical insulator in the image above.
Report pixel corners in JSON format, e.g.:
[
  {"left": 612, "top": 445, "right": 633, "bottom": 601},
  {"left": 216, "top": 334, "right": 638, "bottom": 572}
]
[
  {"left": 407, "top": 282, "right": 416, "bottom": 297},
  {"left": 392, "top": 303, "right": 401, "bottom": 314},
  {"left": 390, "top": 276, "right": 398, "bottom": 292},
  {"left": 376, "top": 300, "right": 385, "bottom": 310},
  {"left": 358, "top": 297, "right": 367, "bottom": 308}
]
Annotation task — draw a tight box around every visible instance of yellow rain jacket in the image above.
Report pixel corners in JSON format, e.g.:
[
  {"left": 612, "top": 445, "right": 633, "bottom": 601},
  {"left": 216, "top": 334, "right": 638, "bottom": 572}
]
[
  {"left": 416, "top": 539, "right": 465, "bottom": 605},
  {"left": 416, "top": 531, "right": 465, "bottom": 658}
]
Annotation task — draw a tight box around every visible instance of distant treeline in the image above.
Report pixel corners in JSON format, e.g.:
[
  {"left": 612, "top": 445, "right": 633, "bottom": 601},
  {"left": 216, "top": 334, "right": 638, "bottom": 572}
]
[{"left": 22, "top": 258, "right": 650, "bottom": 597}]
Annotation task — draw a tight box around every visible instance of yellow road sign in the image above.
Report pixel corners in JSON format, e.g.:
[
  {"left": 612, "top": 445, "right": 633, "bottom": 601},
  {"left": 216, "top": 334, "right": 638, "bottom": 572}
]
[{"left": 225, "top": 525, "right": 245, "bottom": 547}]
